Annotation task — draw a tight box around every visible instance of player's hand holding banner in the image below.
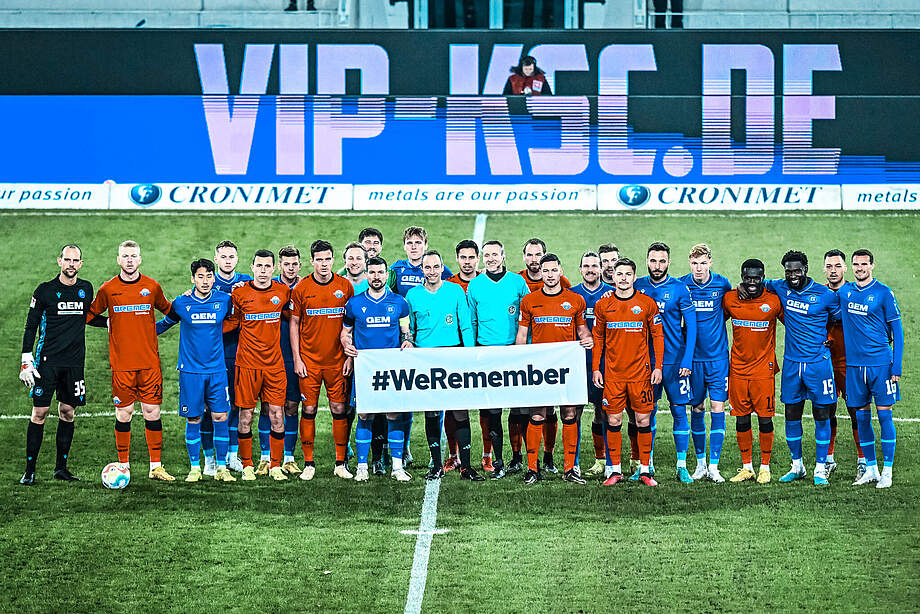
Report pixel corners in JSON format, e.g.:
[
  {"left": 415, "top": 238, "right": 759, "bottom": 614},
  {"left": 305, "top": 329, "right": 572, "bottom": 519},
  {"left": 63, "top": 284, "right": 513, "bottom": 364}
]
[{"left": 354, "top": 341, "right": 587, "bottom": 413}]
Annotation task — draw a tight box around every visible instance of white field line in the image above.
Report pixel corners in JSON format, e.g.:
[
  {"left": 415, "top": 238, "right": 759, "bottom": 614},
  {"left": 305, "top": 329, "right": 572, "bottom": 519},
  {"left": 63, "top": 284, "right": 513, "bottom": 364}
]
[{"left": 473, "top": 213, "right": 488, "bottom": 245}]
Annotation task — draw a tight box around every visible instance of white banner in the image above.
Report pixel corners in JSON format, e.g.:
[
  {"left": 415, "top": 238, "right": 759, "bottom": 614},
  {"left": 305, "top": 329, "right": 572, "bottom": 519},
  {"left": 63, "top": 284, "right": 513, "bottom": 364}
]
[
  {"left": 109, "top": 183, "right": 352, "bottom": 210},
  {"left": 841, "top": 184, "right": 920, "bottom": 210},
  {"left": 598, "top": 184, "right": 841, "bottom": 211},
  {"left": 354, "top": 342, "right": 588, "bottom": 413},
  {"left": 353, "top": 184, "right": 596, "bottom": 211},
  {"left": 0, "top": 183, "right": 109, "bottom": 209}
]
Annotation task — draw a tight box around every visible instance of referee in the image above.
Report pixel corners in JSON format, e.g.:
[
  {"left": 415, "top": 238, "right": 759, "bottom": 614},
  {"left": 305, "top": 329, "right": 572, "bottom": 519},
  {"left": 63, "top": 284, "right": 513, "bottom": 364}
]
[{"left": 19, "top": 245, "right": 104, "bottom": 485}]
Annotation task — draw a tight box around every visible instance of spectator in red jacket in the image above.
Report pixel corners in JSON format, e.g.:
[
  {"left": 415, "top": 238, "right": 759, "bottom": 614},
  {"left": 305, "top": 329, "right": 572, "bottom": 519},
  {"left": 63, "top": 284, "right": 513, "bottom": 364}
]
[{"left": 503, "top": 56, "right": 552, "bottom": 96}]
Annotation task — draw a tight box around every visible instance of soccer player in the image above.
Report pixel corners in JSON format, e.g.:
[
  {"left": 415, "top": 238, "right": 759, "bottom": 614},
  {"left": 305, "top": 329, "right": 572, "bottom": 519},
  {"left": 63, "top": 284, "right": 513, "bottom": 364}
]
[
  {"left": 223, "top": 249, "right": 291, "bottom": 481},
  {"left": 445, "top": 239, "right": 483, "bottom": 472},
  {"left": 766, "top": 250, "right": 841, "bottom": 486},
  {"left": 337, "top": 228, "right": 383, "bottom": 277},
  {"left": 155, "top": 259, "right": 235, "bottom": 482},
  {"left": 516, "top": 254, "right": 593, "bottom": 485},
  {"left": 290, "top": 240, "right": 355, "bottom": 480},
  {"left": 592, "top": 258, "right": 664, "bottom": 487},
  {"left": 407, "top": 250, "right": 483, "bottom": 481},
  {"left": 87, "top": 240, "right": 174, "bottom": 482},
  {"left": 722, "top": 259, "right": 782, "bottom": 484},
  {"left": 467, "top": 240, "right": 530, "bottom": 479},
  {"left": 824, "top": 249, "right": 865, "bottom": 479},
  {"left": 635, "top": 242, "right": 697, "bottom": 483},
  {"left": 343, "top": 242, "right": 370, "bottom": 294},
  {"left": 680, "top": 243, "right": 732, "bottom": 483},
  {"left": 19, "top": 245, "right": 99, "bottom": 485},
  {"left": 570, "top": 252, "right": 613, "bottom": 479},
  {"left": 271, "top": 245, "right": 304, "bottom": 477},
  {"left": 213, "top": 240, "right": 252, "bottom": 473},
  {"left": 598, "top": 244, "right": 620, "bottom": 286},
  {"left": 841, "top": 250, "right": 903, "bottom": 489},
  {"left": 342, "top": 256, "right": 414, "bottom": 482}
]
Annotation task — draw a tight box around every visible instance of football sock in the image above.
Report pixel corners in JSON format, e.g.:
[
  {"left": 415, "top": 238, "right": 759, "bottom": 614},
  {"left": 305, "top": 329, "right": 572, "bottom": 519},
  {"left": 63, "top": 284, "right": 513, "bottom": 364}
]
[
  {"left": 737, "top": 425, "right": 753, "bottom": 466},
  {"left": 759, "top": 428, "right": 774, "bottom": 467},
  {"left": 424, "top": 412, "right": 443, "bottom": 469},
  {"left": 455, "top": 418, "right": 472, "bottom": 469},
  {"left": 55, "top": 419, "right": 74, "bottom": 471},
  {"left": 847, "top": 406, "right": 864, "bottom": 459},
  {"left": 508, "top": 414, "right": 524, "bottom": 454},
  {"left": 144, "top": 419, "right": 163, "bottom": 466},
  {"left": 228, "top": 407, "right": 239, "bottom": 454},
  {"left": 603, "top": 422, "right": 612, "bottom": 466},
  {"left": 479, "top": 412, "right": 492, "bottom": 455},
  {"left": 345, "top": 405, "right": 356, "bottom": 443},
  {"left": 591, "top": 422, "right": 605, "bottom": 460},
  {"left": 115, "top": 419, "right": 131, "bottom": 464},
  {"left": 238, "top": 431, "right": 253, "bottom": 468},
  {"left": 637, "top": 425, "right": 653, "bottom": 468},
  {"left": 814, "top": 418, "right": 831, "bottom": 466},
  {"left": 561, "top": 417, "right": 578, "bottom": 472},
  {"left": 649, "top": 409, "right": 657, "bottom": 461},
  {"left": 709, "top": 412, "right": 725, "bottom": 465},
  {"left": 605, "top": 423, "right": 622, "bottom": 470},
  {"left": 487, "top": 412, "right": 504, "bottom": 465},
  {"left": 269, "top": 430, "right": 284, "bottom": 468},
  {"left": 878, "top": 409, "right": 896, "bottom": 468},
  {"left": 213, "top": 418, "right": 229, "bottom": 467},
  {"left": 543, "top": 413, "right": 558, "bottom": 453},
  {"left": 371, "top": 414, "right": 386, "bottom": 463},
  {"left": 387, "top": 418, "right": 405, "bottom": 466},
  {"left": 526, "top": 418, "right": 543, "bottom": 472},
  {"left": 25, "top": 420, "right": 43, "bottom": 471},
  {"left": 444, "top": 411, "right": 459, "bottom": 458},
  {"left": 258, "top": 412, "right": 271, "bottom": 459},
  {"left": 300, "top": 413, "right": 316, "bottom": 464},
  {"left": 356, "top": 417, "right": 373, "bottom": 465},
  {"left": 855, "top": 409, "right": 877, "bottom": 465},
  {"left": 574, "top": 419, "right": 582, "bottom": 469},
  {"left": 400, "top": 413, "right": 413, "bottom": 461},
  {"left": 332, "top": 414, "right": 350, "bottom": 463},
  {"left": 785, "top": 419, "right": 803, "bottom": 462},
  {"left": 200, "top": 411, "right": 214, "bottom": 458},
  {"left": 690, "top": 410, "right": 706, "bottom": 461},
  {"left": 828, "top": 412, "right": 837, "bottom": 456},
  {"left": 283, "top": 413, "right": 298, "bottom": 460},
  {"left": 671, "top": 405, "right": 690, "bottom": 466},
  {"left": 627, "top": 421, "right": 639, "bottom": 461},
  {"left": 185, "top": 420, "right": 201, "bottom": 466}
]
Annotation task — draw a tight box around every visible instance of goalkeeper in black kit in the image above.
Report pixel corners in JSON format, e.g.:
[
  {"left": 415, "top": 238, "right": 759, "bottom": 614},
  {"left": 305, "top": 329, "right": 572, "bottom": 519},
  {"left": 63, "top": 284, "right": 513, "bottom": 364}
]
[{"left": 18, "top": 245, "right": 105, "bottom": 485}]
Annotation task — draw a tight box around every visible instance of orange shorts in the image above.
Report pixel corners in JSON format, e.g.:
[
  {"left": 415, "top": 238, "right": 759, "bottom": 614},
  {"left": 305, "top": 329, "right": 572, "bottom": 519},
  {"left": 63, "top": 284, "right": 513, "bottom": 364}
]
[
  {"left": 299, "top": 365, "right": 346, "bottom": 406},
  {"left": 112, "top": 367, "right": 162, "bottom": 407},
  {"left": 729, "top": 378, "right": 776, "bottom": 418},
  {"left": 602, "top": 380, "right": 654, "bottom": 414},
  {"left": 235, "top": 365, "right": 286, "bottom": 409}
]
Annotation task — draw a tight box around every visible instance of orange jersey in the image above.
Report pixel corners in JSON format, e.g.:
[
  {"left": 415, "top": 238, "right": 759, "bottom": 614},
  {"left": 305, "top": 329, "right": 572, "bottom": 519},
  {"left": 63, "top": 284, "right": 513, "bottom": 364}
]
[
  {"left": 722, "top": 289, "right": 782, "bottom": 380},
  {"left": 826, "top": 285, "right": 846, "bottom": 370},
  {"left": 448, "top": 272, "right": 478, "bottom": 293},
  {"left": 227, "top": 281, "right": 291, "bottom": 370},
  {"left": 519, "top": 289, "right": 586, "bottom": 344},
  {"left": 87, "top": 274, "right": 170, "bottom": 371},
  {"left": 592, "top": 291, "right": 663, "bottom": 382},
  {"left": 290, "top": 274, "right": 354, "bottom": 367},
  {"left": 519, "top": 270, "right": 571, "bottom": 293}
]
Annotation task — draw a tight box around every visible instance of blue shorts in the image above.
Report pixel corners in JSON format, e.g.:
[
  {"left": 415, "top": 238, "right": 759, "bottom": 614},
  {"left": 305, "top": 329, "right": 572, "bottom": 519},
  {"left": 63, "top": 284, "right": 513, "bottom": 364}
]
[
  {"left": 284, "top": 362, "right": 300, "bottom": 403},
  {"left": 846, "top": 365, "right": 900, "bottom": 408},
  {"left": 690, "top": 359, "right": 729, "bottom": 406},
  {"left": 179, "top": 371, "right": 230, "bottom": 419},
  {"left": 654, "top": 363, "right": 692, "bottom": 406},
  {"left": 224, "top": 358, "right": 236, "bottom": 407},
  {"left": 780, "top": 356, "right": 837, "bottom": 405}
]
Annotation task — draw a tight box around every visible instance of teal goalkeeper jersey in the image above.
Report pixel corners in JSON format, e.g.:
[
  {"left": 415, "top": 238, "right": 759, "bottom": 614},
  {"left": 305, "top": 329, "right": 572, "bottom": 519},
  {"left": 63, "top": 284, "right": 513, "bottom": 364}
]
[
  {"left": 467, "top": 271, "right": 530, "bottom": 346},
  {"left": 406, "top": 282, "right": 474, "bottom": 348}
]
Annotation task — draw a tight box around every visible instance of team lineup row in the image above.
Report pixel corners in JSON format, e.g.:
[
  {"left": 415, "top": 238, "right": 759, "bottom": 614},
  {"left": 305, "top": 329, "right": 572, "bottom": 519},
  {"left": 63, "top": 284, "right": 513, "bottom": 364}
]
[{"left": 18, "top": 226, "right": 904, "bottom": 489}]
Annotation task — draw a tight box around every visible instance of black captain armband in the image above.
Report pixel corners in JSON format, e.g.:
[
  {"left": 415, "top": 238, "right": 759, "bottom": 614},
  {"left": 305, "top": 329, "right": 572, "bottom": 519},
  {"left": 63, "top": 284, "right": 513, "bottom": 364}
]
[
  {"left": 87, "top": 314, "right": 108, "bottom": 328},
  {"left": 400, "top": 331, "right": 414, "bottom": 345}
]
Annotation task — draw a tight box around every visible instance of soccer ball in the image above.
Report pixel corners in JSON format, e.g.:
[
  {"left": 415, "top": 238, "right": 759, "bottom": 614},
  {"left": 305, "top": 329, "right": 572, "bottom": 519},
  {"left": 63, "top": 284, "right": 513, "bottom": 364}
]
[{"left": 101, "top": 462, "right": 130, "bottom": 489}]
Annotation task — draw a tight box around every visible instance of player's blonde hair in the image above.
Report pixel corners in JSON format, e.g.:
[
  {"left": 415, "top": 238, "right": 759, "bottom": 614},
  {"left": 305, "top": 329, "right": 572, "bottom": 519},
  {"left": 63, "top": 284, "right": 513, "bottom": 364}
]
[
  {"left": 688, "top": 243, "right": 712, "bottom": 260},
  {"left": 403, "top": 226, "right": 427, "bottom": 243},
  {"left": 118, "top": 240, "right": 140, "bottom": 254}
]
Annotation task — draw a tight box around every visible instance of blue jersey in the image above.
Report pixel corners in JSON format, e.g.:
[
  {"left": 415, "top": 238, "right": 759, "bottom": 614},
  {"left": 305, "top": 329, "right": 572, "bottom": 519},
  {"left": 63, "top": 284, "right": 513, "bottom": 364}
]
[
  {"left": 213, "top": 271, "right": 252, "bottom": 360},
  {"left": 839, "top": 279, "right": 903, "bottom": 372},
  {"left": 389, "top": 259, "right": 453, "bottom": 297},
  {"left": 467, "top": 270, "right": 531, "bottom": 346},
  {"left": 406, "top": 282, "right": 474, "bottom": 348},
  {"left": 344, "top": 289, "right": 410, "bottom": 350},
  {"left": 273, "top": 275, "right": 300, "bottom": 364},
  {"left": 571, "top": 281, "right": 613, "bottom": 368},
  {"left": 680, "top": 272, "right": 731, "bottom": 362},
  {"left": 766, "top": 278, "right": 841, "bottom": 363},
  {"left": 158, "top": 291, "right": 232, "bottom": 374},
  {"left": 636, "top": 275, "right": 697, "bottom": 369}
]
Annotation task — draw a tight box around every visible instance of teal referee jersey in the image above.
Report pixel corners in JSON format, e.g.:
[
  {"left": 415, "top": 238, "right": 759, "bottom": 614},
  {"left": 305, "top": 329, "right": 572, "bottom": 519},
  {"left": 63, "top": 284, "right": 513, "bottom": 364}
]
[
  {"left": 467, "top": 270, "right": 530, "bottom": 346},
  {"left": 406, "top": 282, "right": 474, "bottom": 348}
]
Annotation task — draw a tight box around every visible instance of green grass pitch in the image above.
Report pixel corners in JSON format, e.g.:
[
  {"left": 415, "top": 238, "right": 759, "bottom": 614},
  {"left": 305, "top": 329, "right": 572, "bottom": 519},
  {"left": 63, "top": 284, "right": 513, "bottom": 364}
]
[{"left": 0, "top": 211, "right": 917, "bottom": 613}]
